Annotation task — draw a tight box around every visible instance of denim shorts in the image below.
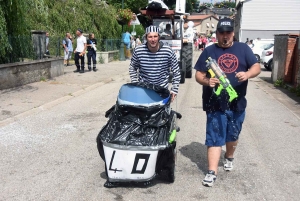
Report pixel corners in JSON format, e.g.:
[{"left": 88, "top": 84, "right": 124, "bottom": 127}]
[
  {"left": 205, "top": 110, "right": 245, "bottom": 146},
  {"left": 124, "top": 42, "right": 130, "bottom": 49}
]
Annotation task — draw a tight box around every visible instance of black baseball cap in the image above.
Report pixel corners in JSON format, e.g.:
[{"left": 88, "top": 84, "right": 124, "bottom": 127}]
[
  {"left": 217, "top": 18, "right": 234, "bottom": 32},
  {"left": 77, "top": 28, "right": 83, "bottom": 33}
]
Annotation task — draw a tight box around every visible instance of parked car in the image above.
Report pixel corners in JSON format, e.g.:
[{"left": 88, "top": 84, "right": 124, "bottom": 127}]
[
  {"left": 260, "top": 43, "right": 274, "bottom": 71},
  {"left": 252, "top": 39, "right": 274, "bottom": 62}
]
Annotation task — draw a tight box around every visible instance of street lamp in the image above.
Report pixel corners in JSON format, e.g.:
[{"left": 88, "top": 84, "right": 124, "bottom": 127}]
[{"left": 119, "top": 0, "right": 126, "bottom": 61}]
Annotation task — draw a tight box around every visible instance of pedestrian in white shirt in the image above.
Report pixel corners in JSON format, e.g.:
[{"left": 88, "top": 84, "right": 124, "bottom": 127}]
[{"left": 74, "top": 29, "right": 87, "bottom": 73}]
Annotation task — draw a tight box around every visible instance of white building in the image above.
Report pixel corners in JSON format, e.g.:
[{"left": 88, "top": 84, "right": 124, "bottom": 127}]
[{"left": 234, "top": 0, "right": 300, "bottom": 42}]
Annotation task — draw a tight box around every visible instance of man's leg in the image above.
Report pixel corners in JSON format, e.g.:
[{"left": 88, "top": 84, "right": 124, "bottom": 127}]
[
  {"left": 207, "top": 146, "right": 222, "bottom": 174},
  {"left": 92, "top": 51, "right": 97, "bottom": 71},
  {"left": 202, "top": 111, "right": 227, "bottom": 187},
  {"left": 87, "top": 52, "right": 92, "bottom": 71},
  {"left": 225, "top": 141, "right": 238, "bottom": 158},
  {"left": 74, "top": 53, "right": 80, "bottom": 72},
  {"left": 79, "top": 54, "right": 85, "bottom": 73},
  {"left": 64, "top": 50, "right": 68, "bottom": 66},
  {"left": 223, "top": 110, "right": 246, "bottom": 171},
  {"left": 67, "top": 52, "right": 72, "bottom": 66}
]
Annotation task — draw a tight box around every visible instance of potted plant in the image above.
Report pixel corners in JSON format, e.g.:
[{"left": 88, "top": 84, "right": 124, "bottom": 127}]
[{"left": 116, "top": 8, "right": 133, "bottom": 25}]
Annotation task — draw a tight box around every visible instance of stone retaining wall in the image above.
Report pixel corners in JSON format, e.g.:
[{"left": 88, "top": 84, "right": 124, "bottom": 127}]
[
  {"left": 84, "top": 51, "right": 119, "bottom": 64},
  {"left": 0, "top": 58, "right": 64, "bottom": 90}
]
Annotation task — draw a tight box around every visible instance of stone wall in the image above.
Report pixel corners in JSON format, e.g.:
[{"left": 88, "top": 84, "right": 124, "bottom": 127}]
[
  {"left": 272, "top": 34, "right": 299, "bottom": 85},
  {"left": 272, "top": 35, "right": 288, "bottom": 82},
  {"left": 0, "top": 58, "right": 64, "bottom": 90},
  {"left": 295, "top": 37, "right": 300, "bottom": 87},
  {"left": 84, "top": 51, "right": 119, "bottom": 64}
]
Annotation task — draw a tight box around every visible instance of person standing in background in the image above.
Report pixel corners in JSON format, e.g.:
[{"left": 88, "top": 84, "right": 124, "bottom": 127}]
[
  {"left": 87, "top": 33, "right": 97, "bottom": 72},
  {"left": 45, "top": 32, "right": 50, "bottom": 55},
  {"left": 248, "top": 40, "right": 254, "bottom": 49},
  {"left": 131, "top": 36, "right": 136, "bottom": 49},
  {"left": 74, "top": 29, "right": 87, "bottom": 73},
  {"left": 136, "top": 36, "right": 142, "bottom": 47},
  {"left": 63, "top": 32, "right": 73, "bottom": 66},
  {"left": 123, "top": 31, "right": 132, "bottom": 60}
]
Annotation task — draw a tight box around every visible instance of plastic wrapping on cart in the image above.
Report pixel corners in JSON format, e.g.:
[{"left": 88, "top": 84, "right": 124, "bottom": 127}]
[
  {"left": 118, "top": 83, "right": 170, "bottom": 107},
  {"left": 98, "top": 103, "right": 177, "bottom": 146},
  {"left": 97, "top": 82, "right": 181, "bottom": 147}
]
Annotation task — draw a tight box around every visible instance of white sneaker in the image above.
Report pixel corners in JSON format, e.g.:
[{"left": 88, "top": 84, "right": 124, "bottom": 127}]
[
  {"left": 202, "top": 170, "right": 217, "bottom": 187},
  {"left": 223, "top": 158, "right": 234, "bottom": 171}
]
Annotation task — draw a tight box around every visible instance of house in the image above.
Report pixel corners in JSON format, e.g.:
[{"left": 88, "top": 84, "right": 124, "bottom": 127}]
[
  {"left": 234, "top": 0, "right": 300, "bottom": 42},
  {"left": 198, "top": 8, "right": 233, "bottom": 19},
  {"left": 185, "top": 15, "right": 219, "bottom": 35}
]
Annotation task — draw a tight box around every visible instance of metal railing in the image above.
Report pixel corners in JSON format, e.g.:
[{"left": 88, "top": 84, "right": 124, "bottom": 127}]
[
  {"left": 99, "top": 39, "right": 121, "bottom": 52},
  {"left": 1, "top": 36, "right": 121, "bottom": 64}
]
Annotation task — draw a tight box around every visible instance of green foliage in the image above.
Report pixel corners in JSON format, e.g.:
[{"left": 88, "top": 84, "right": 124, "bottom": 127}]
[
  {"left": 0, "top": 7, "right": 9, "bottom": 58},
  {"left": 117, "top": 8, "right": 134, "bottom": 23},
  {"left": 0, "top": 0, "right": 123, "bottom": 64},
  {"left": 274, "top": 79, "right": 284, "bottom": 87},
  {"left": 107, "top": 0, "right": 148, "bottom": 14},
  {"left": 124, "top": 25, "right": 145, "bottom": 38},
  {"left": 98, "top": 54, "right": 105, "bottom": 64},
  {"left": 33, "top": 0, "right": 121, "bottom": 39},
  {"left": 214, "top": 1, "right": 236, "bottom": 8},
  {"left": 113, "top": 52, "right": 119, "bottom": 61}
]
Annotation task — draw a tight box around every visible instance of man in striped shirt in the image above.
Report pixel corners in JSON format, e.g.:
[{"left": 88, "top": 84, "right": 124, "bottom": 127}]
[{"left": 129, "top": 26, "right": 181, "bottom": 101}]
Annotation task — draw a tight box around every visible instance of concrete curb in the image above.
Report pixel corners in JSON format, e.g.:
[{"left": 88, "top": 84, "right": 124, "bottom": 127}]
[{"left": 0, "top": 71, "right": 129, "bottom": 127}]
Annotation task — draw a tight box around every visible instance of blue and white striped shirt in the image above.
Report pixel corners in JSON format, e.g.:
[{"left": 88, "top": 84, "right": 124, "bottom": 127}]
[{"left": 129, "top": 42, "right": 181, "bottom": 94}]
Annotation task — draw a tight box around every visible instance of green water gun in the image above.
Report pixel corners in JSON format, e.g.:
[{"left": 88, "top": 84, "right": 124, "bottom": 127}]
[{"left": 205, "top": 57, "right": 238, "bottom": 102}]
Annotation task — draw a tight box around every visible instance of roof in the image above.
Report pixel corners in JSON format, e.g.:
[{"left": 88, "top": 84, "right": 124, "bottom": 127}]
[
  {"left": 211, "top": 8, "right": 232, "bottom": 16},
  {"left": 187, "top": 14, "right": 217, "bottom": 21},
  {"left": 274, "top": 33, "right": 300, "bottom": 37},
  {"left": 198, "top": 8, "right": 232, "bottom": 16},
  {"left": 140, "top": 9, "right": 175, "bottom": 16}
]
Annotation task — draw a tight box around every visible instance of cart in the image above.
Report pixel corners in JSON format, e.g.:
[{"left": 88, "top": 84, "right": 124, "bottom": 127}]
[{"left": 96, "top": 82, "right": 181, "bottom": 188}]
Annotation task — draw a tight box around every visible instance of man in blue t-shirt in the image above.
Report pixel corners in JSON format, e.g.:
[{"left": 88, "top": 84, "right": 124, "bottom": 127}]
[
  {"left": 62, "top": 32, "right": 73, "bottom": 66},
  {"left": 194, "top": 18, "right": 261, "bottom": 187},
  {"left": 123, "top": 31, "right": 132, "bottom": 59}
]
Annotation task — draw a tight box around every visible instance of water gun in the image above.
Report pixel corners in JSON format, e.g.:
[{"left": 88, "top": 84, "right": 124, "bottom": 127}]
[{"left": 205, "top": 57, "right": 238, "bottom": 102}]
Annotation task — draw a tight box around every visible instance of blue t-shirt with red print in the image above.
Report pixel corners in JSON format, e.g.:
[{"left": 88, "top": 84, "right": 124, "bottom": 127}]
[{"left": 194, "top": 42, "right": 258, "bottom": 112}]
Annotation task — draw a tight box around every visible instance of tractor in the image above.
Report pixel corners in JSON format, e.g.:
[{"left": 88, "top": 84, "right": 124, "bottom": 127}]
[{"left": 139, "top": 0, "right": 194, "bottom": 84}]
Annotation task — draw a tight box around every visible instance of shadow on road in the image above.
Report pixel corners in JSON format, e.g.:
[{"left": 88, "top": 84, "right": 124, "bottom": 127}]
[{"left": 179, "top": 142, "right": 225, "bottom": 174}]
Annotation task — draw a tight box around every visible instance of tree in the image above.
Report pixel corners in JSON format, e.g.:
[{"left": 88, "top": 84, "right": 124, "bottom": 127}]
[{"left": 214, "top": 1, "right": 236, "bottom": 8}]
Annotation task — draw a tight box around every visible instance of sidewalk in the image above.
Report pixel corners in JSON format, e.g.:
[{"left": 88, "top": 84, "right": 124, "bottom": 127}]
[{"left": 0, "top": 60, "right": 131, "bottom": 122}]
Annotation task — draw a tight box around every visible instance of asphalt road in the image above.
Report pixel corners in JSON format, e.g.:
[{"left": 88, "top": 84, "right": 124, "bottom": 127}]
[{"left": 1, "top": 52, "right": 300, "bottom": 201}]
